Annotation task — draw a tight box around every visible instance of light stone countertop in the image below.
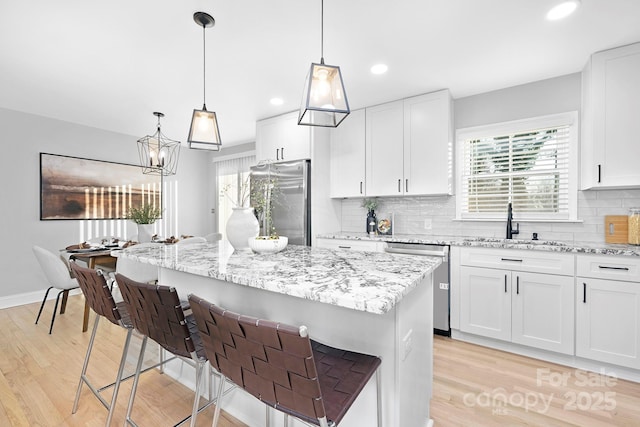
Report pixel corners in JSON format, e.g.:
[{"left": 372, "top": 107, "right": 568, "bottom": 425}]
[
  {"left": 317, "top": 232, "right": 640, "bottom": 256},
  {"left": 116, "top": 241, "right": 441, "bottom": 315}
]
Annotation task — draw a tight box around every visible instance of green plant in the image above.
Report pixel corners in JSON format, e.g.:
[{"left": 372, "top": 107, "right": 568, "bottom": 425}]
[
  {"left": 361, "top": 198, "right": 378, "bottom": 212},
  {"left": 221, "top": 174, "right": 251, "bottom": 207},
  {"left": 126, "top": 203, "right": 162, "bottom": 224},
  {"left": 250, "top": 163, "right": 280, "bottom": 237}
]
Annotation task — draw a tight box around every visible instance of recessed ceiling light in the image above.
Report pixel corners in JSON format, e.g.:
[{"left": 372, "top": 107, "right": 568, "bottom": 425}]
[
  {"left": 546, "top": 0, "right": 580, "bottom": 21},
  {"left": 270, "top": 97, "right": 284, "bottom": 106},
  {"left": 370, "top": 64, "right": 388, "bottom": 75}
]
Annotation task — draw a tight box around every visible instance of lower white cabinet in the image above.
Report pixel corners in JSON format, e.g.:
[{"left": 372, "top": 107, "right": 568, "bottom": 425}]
[
  {"left": 459, "top": 248, "right": 575, "bottom": 355},
  {"left": 576, "top": 254, "right": 640, "bottom": 369}
]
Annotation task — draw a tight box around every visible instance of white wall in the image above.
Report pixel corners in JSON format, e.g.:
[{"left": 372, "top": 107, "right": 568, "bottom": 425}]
[
  {"left": 0, "top": 107, "right": 211, "bottom": 305},
  {"left": 339, "top": 73, "right": 640, "bottom": 243}
]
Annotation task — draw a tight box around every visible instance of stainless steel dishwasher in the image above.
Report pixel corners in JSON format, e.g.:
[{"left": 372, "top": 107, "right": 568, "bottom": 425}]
[{"left": 384, "top": 242, "right": 450, "bottom": 336}]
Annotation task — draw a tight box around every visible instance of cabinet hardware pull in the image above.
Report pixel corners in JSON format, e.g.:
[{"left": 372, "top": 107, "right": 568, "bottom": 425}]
[
  {"left": 598, "top": 265, "right": 630, "bottom": 271},
  {"left": 516, "top": 276, "right": 519, "bottom": 294},
  {"left": 504, "top": 275, "right": 507, "bottom": 293},
  {"left": 583, "top": 282, "right": 586, "bottom": 303},
  {"left": 360, "top": 181, "right": 363, "bottom": 194},
  {"left": 597, "top": 164, "right": 601, "bottom": 183},
  {"left": 338, "top": 245, "right": 351, "bottom": 249},
  {"left": 281, "top": 147, "right": 285, "bottom": 159},
  {"left": 398, "top": 179, "right": 401, "bottom": 192},
  {"left": 276, "top": 148, "right": 280, "bottom": 161},
  {"left": 501, "top": 258, "right": 523, "bottom": 262},
  {"left": 405, "top": 179, "right": 409, "bottom": 193}
]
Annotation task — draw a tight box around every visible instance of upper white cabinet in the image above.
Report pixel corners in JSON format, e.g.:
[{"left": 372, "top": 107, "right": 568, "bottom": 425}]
[
  {"left": 255, "top": 111, "right": 311, "bottom": 163},
  {"left": 581, "top": 42, "right": 640, "bottom": 189},
  {"left": 403, "top": 90, "right": 453, "bottom": 195},
  {"left": 366, "top": 100, "right": 405, "bottom": 196},
  {"left": 330, "top": 109, "right": 366, "bottom": 198},
  {"left": 364, "top": 90, "right": 453, "bottom": 197}
]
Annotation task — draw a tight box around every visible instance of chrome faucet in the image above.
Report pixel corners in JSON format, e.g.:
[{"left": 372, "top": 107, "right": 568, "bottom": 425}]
[{"left": 506, "top": 202, "right": 519, "bottom": 239}]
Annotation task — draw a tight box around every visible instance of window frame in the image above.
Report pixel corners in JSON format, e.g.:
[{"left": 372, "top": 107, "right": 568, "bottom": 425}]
[{"left": 455, "top": 111, "right": 579, "bottom": 222}]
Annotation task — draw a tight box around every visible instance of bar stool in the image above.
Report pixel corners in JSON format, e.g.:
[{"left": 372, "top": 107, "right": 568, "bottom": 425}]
[
  {"left": 115, "top": 274, "right": 216, "bottom": 427},
  {"left": 188, "top": 293, "right": 383, "bottom": 427},
  {"left": 69, "top": 261, "right": 134, "bottom": 426}
]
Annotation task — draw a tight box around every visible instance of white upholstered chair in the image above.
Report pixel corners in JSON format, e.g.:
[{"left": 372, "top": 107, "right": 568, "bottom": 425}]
[{"left": 33, "top": 245, "right": 80, "bottom": 334}]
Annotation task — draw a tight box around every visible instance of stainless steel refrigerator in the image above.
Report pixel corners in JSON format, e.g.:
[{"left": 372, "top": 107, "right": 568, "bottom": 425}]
[{"left": 250, "top": 159, "right": 311, "bottom": 246}]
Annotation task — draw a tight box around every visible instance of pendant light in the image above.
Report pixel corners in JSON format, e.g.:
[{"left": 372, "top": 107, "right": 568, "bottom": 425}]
[
  {"left": 137, "top": 112, "right": 180, "bottom": 176},
  {"left": 188, "top": 11, "right": 222, "bottom": 151},
  {"left": 298, "top": 0, "right": 350, "bottom": 128}
]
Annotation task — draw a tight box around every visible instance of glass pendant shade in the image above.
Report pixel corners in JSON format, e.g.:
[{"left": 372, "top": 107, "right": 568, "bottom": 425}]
[
  {"left": 188, "top": 106, "right": 221, "bottom": 151},
  {"left": 137, "top": 112, "right": 180, "bottom": 176},
  {"left": 298, "top": 61, "right": 350, "bottom": 127}
]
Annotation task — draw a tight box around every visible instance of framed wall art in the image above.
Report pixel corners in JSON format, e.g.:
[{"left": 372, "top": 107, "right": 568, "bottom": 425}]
[{"left": 40, "top": 153, "right": 162, "bottom": 220}]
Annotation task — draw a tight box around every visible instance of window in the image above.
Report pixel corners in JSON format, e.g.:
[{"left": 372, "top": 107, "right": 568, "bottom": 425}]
[
  {"left": 215, "top": 155, "right": 255, "bottom": 240},
  {"left": 456, "top": 112, "right": 578, "bottom": 221}
]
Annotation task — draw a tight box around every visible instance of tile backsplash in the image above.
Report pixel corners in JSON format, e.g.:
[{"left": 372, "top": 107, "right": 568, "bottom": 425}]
[{"left": 340, "top": 189, "right": 640, "bottom": 244}]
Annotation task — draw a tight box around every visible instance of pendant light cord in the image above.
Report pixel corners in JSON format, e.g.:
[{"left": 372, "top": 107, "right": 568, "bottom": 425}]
[
  {"left": 202, "top": 23, "right": 207, "bottom": 109},
  {"left": 320, "top": 0, "right": 324, "bottom": 63}
]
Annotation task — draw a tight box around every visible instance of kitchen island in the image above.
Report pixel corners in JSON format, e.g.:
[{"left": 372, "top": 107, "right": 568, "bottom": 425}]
[{"left": 117, "top": 241, "right": 440, "bottom": 427}]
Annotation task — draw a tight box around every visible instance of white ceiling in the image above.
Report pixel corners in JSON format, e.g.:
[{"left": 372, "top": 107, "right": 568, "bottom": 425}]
[{"left": 2, "top": 0, "right": 640, "bottom": 147}]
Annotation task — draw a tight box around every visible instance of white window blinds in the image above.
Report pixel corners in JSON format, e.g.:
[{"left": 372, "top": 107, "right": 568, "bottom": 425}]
[{"left": 457, "top": 112, "right": 578, "bottom": 221}]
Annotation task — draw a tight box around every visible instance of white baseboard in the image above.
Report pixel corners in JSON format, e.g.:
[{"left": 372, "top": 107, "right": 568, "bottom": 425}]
[{"left": 0, "top": 289, "right": 82, "bottom": 310}]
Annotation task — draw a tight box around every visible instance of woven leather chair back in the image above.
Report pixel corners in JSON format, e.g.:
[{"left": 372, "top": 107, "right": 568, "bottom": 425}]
[
  {"left": 115, "top": 273, "right": 195, "bottom": 359},
  {"left": 70, "top": 262, "right": 122, "bottom": 326},
  {"left": 188, "top": 294, "right": 326, "bottom": 424}
]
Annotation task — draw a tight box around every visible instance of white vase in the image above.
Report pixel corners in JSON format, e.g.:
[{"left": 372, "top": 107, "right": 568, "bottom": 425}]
[
  {"left": 226, "top": 207, "right": 259, "bottom": 251},
  {"left": 137, "top": 223, "right": 154, "bottom": 243}
]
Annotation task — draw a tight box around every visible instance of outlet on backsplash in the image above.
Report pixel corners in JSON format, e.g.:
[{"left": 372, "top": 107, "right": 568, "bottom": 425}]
[{"left": 423, "top": 218, "right": 432, "bottom": 231}]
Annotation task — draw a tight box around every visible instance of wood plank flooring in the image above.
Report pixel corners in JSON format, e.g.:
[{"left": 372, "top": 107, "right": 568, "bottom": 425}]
[{"left": 1, "top": 294, "right": 639, "bottom": 426}]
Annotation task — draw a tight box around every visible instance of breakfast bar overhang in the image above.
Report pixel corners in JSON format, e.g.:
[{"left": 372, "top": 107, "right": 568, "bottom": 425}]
[{"left": 117, "top": 242, "right": 440, "bottom": 427}]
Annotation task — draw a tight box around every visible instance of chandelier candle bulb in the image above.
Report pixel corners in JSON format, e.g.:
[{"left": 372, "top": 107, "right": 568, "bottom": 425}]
[{"left": 629, "top": 208, "right": 640, "bottom": 245}]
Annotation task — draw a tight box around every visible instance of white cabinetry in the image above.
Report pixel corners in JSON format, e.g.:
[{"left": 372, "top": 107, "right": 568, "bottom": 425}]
[
  {"left": 315, "top": 238, "right": 384, "bottom": 252},
  {"left": 459, "top": 248, "right": 575, "bottom": 355},
  {"left": 581, "top": 42, "right": 640, "bottom": 189},
  {"left": 576, "top": 255, "right": 640, "bottom": 369},
  {"left": 255, "top": 111, "right": 311, "bottom": 163},
  {"left": 330, "top": 109, "right": 366, "bottom": 197},
  {"left": 365, "top": 90, "right": 453, "bottom": 197}
]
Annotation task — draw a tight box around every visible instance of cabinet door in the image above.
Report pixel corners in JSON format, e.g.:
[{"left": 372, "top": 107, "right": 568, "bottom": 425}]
[
  {"left": 256, "top": 112, "right": 311, "bottom": 163},
  {"left": 511, "top": 272, "right": 574, "bottom": 355},
  {"left": 576, "top": 278, "right": 640, "bottom": 369},
  {"left": 365, "top": 100, "right": 404, "bottom": 196},
  {"left": 583, "top": 42, "right": 640, "bottom": 188},
  {"left": 403, "top": 90, "right": 453, "bottom": 195},
  {"left": 330, "top": 109, "right": 366, "bottom": 198},
  {"left": 460, "top": 266, "right": 511, "bottom": 341}
]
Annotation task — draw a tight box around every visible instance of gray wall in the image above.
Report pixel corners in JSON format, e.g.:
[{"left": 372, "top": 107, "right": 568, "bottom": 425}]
[
  {"left": 340, "top": 73, "right": 640, "bottom": 243},
  {"left": 0, "top": 107, "right": 212, "bottom": 305}
]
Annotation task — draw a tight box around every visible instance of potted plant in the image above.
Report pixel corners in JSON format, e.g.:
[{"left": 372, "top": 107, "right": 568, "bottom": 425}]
[
  {"left": 248, "top": 162, "right": 287, "bottom": 253},
  {"left": 361, "top": 198, "right": 379, "bottom": 235},
  {"left": 126, "top": 203, "right": 162, "bottom": 242}
]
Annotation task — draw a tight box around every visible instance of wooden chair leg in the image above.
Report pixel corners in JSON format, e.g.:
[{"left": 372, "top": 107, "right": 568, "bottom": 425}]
[{"left": 60, "top": 289, "right": 70, "bottom": 314}]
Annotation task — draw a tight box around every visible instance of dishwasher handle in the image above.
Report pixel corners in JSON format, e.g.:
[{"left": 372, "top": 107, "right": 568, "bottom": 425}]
[{"left": 384, "top": 247, "right": 446, "bottom": 257}]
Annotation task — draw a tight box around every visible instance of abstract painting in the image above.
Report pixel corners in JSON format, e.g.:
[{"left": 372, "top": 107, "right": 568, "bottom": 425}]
[{"left": 40, "top": 153, "right": 162, "bottom": 220}]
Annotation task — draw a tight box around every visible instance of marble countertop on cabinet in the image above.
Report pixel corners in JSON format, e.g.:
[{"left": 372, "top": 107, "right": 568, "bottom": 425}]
[
  {"left": 116, "top": 241, "right": 441, "bottom": 315},
  {"left": 317, "top": 232, "right": 640, "bottom": 256}
]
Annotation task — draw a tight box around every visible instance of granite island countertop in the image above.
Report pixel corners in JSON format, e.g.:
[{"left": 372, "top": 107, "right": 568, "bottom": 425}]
[
  {"left": 317, "top": 232, "right": 640, "bottom": 256},
  {"left": 116, "top": 241, "right": 441, "bottom": 315}
]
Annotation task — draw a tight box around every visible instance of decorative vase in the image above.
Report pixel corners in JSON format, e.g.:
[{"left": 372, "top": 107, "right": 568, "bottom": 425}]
[
  {"left": 137, "top": 223, "right": 154, "bottom": 243},
  {"left": 366, "top": 210, "right": 377, "bottom": 235},
  {"left": 226, "top": 207, "right": 260, "bottom": 251}
]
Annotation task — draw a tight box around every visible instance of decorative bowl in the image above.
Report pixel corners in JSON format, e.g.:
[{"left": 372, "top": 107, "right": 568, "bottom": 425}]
[{"left": 248, "top": 236, "right": 288, "bottom": 254}]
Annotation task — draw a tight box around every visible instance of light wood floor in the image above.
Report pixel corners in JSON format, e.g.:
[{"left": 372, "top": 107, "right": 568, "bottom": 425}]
[{"left": 2, "top": 295, "right": 640, "bottom": 426}]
